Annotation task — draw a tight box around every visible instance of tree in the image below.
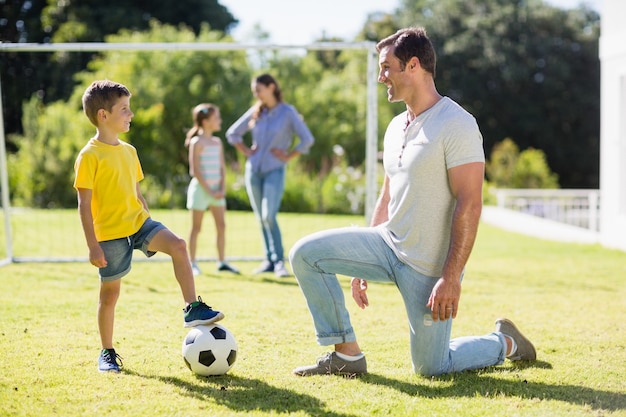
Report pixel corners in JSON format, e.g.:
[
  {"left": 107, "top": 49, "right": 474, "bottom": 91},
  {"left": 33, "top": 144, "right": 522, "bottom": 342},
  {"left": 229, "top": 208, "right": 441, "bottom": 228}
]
[
  {"left": 9, "top": 22, "right": 252, "bottom": 208},
  {"left": 396, "top": 0, "right": 600, "bottom": 188},
  {"left": 0, "top": 0, "right": 238, "bottom": 143}
]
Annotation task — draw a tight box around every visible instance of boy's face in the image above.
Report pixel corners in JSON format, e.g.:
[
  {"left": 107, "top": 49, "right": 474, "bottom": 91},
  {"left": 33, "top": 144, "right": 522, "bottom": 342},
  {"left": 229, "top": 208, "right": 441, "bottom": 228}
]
[{"left": 101, "top": 96, "right": 134, "bottom": 133}]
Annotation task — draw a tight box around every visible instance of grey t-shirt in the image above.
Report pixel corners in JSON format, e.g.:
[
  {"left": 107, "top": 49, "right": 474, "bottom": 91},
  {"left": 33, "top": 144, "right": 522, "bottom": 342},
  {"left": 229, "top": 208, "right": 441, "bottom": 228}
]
[{"left": 377, "top": 97, "right": 485, "bottom": 277}]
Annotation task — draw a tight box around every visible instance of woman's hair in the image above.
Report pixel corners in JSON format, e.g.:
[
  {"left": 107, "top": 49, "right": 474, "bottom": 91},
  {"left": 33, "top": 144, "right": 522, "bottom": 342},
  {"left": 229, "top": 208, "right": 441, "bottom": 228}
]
[
  {"left": 376, "top": 27, "right": 437, "bottom": 77},
  {"left": 251, "top": 73, "right": 283, "bottom": 124},
  {"left": 185, "top": 103, "right": 218, "bottom": 147}
]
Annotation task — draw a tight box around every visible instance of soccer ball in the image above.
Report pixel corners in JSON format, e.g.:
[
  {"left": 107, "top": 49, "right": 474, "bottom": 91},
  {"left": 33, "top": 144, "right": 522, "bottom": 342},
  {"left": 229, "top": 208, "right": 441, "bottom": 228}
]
[{"left": 182, "top": 324, "right": 237, "bottom": 376}]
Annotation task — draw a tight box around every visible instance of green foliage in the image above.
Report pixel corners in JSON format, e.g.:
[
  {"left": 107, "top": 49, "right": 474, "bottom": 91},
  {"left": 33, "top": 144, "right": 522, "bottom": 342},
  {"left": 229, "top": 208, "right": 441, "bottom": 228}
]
[
  {"left": 486, "top": 138, "right": 559, "bottom": 189},
  {"left": 9, "top": 96, "right": 92, "bottom": 207},
  {"left": 396, "top": 0, "right": 600, "bottom": 188}
]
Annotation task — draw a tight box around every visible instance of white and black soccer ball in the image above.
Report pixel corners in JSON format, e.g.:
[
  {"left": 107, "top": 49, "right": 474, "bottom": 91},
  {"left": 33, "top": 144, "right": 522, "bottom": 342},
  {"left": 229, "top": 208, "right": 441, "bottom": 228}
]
[{"left": 182, "top": 324, "right": 237, "bottom": 376}]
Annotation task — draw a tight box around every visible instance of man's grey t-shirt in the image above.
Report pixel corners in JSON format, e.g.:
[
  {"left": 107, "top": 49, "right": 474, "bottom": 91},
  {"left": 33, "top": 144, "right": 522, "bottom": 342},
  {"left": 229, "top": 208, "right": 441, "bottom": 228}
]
[{"left": 377, "top": 97, "right": 485, "bottom": 277}]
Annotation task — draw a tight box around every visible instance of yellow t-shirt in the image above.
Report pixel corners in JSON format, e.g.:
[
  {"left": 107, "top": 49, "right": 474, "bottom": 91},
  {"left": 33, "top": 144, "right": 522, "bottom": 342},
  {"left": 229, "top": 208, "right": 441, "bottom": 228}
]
[{"left": 73, "top": 138, "right": 150, "bottom": 241}]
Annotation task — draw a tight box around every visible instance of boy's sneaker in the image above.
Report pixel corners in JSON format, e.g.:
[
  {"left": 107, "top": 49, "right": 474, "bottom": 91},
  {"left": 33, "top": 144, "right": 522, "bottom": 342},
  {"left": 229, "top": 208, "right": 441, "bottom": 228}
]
[
  {"left": 495, "top": 318, "right": 537, "bottom": 361},
  {"left": 191, "top": 262, "right": 202, "bottom": 276},
  {"left": 217, "top": 262, "right": 240, "bottom": 274},
  {"left": 183, "top": 296, "right": 224, "bottom": 327},
  {"left": 293, "top": 352, "right": 367, "bottom": 376},
  {"left": 274, "top": 261, "right": 290, "bottom": 278},
  {"left": 253, "top": 260, "right": 274, "bottom": 274},
  {"left": 98, "top": 348, "right": 123, "bottom": 372}
]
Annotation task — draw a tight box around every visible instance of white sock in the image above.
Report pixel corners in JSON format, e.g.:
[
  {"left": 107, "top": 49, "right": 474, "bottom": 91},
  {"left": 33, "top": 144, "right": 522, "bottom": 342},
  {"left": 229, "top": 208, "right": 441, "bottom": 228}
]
[
  {"left": 336, "top": 351, "right": 364, "bottom": 361},
  {"left": 505, "top": 335, "right": 517, "bottom": 357}
]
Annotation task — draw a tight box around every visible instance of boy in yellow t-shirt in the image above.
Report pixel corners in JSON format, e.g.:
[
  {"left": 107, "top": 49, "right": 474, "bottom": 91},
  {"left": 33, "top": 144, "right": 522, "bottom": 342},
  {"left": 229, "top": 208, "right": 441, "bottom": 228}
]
[{"left": 74, "top": 80, "right": 224, "bottom": 373}]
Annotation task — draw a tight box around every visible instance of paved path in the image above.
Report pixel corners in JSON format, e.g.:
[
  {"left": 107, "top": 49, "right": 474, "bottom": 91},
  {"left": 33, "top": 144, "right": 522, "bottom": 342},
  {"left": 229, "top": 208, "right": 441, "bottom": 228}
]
[{"left": 481, "top": 206, "right": 600, "bottom": 244}]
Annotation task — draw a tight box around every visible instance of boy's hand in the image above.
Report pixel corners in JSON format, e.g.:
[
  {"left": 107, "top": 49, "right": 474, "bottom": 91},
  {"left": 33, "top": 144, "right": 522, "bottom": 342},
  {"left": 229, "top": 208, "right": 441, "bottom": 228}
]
[{"left": 89, "top": 245, "right": 107, "bottom": 268}]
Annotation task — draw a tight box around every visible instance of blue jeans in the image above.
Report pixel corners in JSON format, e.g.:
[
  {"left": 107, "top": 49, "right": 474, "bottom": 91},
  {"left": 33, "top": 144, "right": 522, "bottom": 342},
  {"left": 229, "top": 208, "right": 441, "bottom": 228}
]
[
  {"left": 245, "top": 164, "right": 285, "bottom": 262},
  {"left": 289, "top": 226, "right": 507, "bottom": 376}
]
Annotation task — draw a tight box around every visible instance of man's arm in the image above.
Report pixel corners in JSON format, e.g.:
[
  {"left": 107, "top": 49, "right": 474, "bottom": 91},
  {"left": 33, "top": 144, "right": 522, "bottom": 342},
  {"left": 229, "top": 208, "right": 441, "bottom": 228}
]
[{"left": 427, "top": 161, "right": 484, "bottom": 321}]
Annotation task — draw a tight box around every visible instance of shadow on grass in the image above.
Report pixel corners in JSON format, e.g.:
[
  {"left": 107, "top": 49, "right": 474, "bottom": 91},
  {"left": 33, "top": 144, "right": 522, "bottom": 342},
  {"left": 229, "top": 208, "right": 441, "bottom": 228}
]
[
  {"left": 124, "top": 369, "right": 357, "bottom": 417},
  {"left": 361, "top": 365, "right": 626, "bottom": 412}
]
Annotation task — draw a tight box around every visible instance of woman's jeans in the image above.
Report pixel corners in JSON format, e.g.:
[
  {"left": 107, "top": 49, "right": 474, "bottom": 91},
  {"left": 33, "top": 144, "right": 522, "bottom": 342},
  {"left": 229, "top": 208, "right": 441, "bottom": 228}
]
[
  {"left": 245, "top": 165, "right": 285, "bottom": 262},
  {"left": 289, "top": 226, "right": 507, "bottom": 376}
]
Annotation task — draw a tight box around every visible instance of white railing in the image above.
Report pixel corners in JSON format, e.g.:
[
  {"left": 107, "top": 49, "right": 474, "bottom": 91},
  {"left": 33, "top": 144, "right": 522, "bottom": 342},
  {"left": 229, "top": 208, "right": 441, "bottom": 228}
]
[{"left": 491, "top": 189, "right": 600, "bottom": 231}]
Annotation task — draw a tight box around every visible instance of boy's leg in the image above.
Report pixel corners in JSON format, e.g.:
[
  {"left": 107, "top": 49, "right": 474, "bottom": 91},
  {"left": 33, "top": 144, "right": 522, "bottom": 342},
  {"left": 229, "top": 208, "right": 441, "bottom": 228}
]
[
  {"left": 148, "top": 228, "right": 196, "bottom": 304},
  {"left": 146, "top": 225, "right": 224, "bottom": 326},
  {"left": 98, "top": 279, "right": 121, "bottom": 350}
]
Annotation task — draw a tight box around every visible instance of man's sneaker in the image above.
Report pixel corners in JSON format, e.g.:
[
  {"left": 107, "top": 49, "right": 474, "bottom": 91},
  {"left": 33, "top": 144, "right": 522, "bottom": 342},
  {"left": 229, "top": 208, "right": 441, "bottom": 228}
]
[
  {"left": 217, "top": 262, "right": 240, "bottom": 274},
  {"left": 98, "top": 348, "right": 123, "bottom": 372},
  {"left": 293, "top": 352, "right": 367, "bottom": 376},
  {"left": 183, "top": 296, "right": 224, "bottom": 327},
  {"left": 274, "top": 261, "right": 290, "bottom": 278},
  {"left": 191, "top": 262, "right": 201, "bottom": 276},
  {"left": 495, "top": 318, "right": 537, "bottom": 361},
  {"left": 253, "top": 260, "right": 274, "bottom": 274}
]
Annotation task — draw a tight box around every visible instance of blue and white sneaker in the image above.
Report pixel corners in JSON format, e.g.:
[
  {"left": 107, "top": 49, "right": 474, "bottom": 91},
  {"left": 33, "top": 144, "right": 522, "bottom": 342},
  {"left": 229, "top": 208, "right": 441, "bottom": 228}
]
[
  {"left": 183, "top": 296, "right": 224, "bottom": 327},
  {"left": 98, "top": 348, "right": 123, "bottom": 372}
]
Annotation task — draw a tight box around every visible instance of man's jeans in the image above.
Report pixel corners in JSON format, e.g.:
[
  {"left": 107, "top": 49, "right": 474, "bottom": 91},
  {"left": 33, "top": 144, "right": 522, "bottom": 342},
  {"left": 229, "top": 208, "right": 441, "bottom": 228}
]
[
  {"left": 289, "top": 226, "right": 507, "bottom": 376},
  {"left": 246, "top": 165, "right": 285, "bottom": 262}
]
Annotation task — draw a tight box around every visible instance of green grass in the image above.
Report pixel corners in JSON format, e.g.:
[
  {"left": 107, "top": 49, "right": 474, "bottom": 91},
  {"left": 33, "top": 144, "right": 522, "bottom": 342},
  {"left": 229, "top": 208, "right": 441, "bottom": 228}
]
[{"left": 1, "top": 215, "right": 625, "bottom": 416}]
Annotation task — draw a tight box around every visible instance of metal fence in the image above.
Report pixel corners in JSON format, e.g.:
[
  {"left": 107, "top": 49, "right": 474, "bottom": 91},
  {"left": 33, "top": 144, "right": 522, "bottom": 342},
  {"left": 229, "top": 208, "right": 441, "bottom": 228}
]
[{"left": 491, "top": 189, "right": 600, "bottom": 231}]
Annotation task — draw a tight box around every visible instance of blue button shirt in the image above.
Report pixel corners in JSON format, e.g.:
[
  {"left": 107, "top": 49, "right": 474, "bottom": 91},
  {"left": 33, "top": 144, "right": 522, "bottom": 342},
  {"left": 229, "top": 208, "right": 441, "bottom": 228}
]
[{"left": 226, "top": 102, "right": 315, "bottom": 174}]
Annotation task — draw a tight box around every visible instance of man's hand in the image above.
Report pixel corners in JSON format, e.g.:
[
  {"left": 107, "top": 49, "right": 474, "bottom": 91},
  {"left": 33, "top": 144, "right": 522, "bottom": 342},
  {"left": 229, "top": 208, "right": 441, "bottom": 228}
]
[
  {"left": 426, "top": 277, "right": 461, "bottom": 321},
  {"left": 351, "top": 277, "right": 369, "bottom": 309}
]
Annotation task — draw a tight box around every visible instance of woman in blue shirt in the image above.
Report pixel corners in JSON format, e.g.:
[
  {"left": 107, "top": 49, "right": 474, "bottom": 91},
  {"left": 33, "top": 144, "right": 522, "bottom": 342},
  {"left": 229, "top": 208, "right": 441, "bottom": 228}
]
[{"left": 226, "top": 74, "right": 315, "bottom": 277}]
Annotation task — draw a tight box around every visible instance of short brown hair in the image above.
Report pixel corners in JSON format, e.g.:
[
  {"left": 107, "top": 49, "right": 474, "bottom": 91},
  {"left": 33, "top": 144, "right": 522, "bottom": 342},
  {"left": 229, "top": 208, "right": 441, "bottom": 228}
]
[
  {"left": 82, "top": 80, "right": 131, "bottom": 126},
  {"left": 376, "top": 27, "right": 437, "bottom": 77}
]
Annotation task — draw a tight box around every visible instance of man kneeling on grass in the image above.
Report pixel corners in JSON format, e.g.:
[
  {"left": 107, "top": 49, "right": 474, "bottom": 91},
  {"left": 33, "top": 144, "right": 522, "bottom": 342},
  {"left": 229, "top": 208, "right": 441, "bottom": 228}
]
[{"left": 289, "top": 27, "right": 536, "bottom": 377}]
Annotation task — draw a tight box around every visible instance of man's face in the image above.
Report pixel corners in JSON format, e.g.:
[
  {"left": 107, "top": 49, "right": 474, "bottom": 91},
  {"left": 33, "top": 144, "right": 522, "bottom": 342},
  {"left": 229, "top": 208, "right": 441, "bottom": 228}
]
[{"left": 378, "top": 45, "right": 409, "bottom": 103}]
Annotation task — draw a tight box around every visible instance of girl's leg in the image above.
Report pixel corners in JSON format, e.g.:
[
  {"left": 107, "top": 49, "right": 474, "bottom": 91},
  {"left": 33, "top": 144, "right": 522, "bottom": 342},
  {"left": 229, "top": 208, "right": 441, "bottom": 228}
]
[
  {"left": 209, "top": 205, "right": 226, "bottom": 261},
  {"left": 98, "top": 279, "right": 121, "bottom": 349},
  {"left": 188, "top": 209, "right": 204, "bottom": 263}
]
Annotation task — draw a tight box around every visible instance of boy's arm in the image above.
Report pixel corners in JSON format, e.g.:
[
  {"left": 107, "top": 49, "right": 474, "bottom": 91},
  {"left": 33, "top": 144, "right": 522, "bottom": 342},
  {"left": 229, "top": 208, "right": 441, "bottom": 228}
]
[
  {"left": 135, "top": 183, "right": 149, "bottom": 213},
  {"left": 77, "top": 188, "right": 107, "bottom": 268}
]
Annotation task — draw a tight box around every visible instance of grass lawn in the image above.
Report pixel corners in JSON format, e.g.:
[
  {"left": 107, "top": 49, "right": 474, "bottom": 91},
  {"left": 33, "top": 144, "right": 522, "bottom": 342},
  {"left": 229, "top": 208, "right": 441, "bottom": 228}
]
[{"left": 0, "top": 213, "right": 625, "bottom": 416}]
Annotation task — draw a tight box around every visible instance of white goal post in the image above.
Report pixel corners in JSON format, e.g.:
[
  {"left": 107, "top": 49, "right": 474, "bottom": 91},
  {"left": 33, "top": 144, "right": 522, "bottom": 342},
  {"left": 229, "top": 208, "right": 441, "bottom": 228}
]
[{"left": 0, "top": 41, "right": 379, "bottom": 265}]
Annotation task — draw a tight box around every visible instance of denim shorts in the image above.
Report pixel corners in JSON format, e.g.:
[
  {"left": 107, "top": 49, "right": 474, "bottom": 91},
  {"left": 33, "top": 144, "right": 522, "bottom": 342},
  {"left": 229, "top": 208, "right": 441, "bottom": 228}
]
[{"left": 98, "top": 218, "right": 166, "bottom": 282}]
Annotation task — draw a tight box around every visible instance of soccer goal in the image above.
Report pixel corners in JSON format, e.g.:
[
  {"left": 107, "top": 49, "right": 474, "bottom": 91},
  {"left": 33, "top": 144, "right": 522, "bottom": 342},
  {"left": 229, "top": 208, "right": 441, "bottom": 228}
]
[{"left": 0, "top": 41, "right": 380, "bottom": 265}]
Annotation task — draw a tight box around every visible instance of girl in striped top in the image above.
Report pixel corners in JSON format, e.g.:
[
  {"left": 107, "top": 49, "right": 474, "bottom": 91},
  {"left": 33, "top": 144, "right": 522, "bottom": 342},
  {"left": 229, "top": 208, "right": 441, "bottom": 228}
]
[{"left": 185, "top": 103, "right": 239, "bottom": 275}]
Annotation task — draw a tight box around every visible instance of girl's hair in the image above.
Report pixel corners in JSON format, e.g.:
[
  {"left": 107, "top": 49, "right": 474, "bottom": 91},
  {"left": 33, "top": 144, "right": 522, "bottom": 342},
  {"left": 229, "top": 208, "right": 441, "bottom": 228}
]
[
  {"left": 185, "top": 103, "right": 218, "bottom": 147},
  {"left": 251, "top": 73, "right": 283, "bottom": 124}
]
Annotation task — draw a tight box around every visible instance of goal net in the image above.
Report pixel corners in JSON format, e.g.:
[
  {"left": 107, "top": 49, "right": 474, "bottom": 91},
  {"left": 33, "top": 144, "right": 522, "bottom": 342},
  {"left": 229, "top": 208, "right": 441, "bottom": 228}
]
[{"left": 0, "top": 41, "right": 380, "bottom": 265}]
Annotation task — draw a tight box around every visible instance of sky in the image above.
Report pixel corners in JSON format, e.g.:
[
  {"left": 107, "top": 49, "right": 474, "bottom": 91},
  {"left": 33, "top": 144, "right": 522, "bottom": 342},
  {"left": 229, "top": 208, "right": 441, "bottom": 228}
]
[{"left": 219, "top": 0, "right": 602, "bottom": 45}]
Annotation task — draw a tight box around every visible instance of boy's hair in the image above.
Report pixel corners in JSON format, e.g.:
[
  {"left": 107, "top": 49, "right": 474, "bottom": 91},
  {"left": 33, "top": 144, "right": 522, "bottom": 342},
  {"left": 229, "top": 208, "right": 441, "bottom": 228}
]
[
  {"left": 82, "top": 80, "right": 131, "bottom": 127},
  {"left": 376, "top": 27, "right": 437, "bottom": 78}
]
